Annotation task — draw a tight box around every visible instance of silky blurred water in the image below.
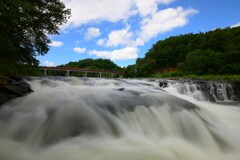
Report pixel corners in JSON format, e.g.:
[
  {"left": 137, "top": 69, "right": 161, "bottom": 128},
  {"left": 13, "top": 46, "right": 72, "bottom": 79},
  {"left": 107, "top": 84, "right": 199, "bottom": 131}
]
[{"left": 0, "top": 77, "right": 240, "bottom": 160}]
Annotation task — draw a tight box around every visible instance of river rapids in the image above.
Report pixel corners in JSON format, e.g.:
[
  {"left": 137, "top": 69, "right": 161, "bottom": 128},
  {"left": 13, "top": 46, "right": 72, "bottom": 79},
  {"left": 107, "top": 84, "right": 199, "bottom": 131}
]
[{"left": 0, "top": 77, "right": 240, "bottom": 160}]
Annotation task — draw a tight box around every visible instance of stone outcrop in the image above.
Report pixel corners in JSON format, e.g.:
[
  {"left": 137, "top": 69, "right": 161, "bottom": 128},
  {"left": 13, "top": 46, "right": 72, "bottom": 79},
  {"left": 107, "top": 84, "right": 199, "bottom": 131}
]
[
  {"left": 0, "top": 76, "right": 32, "bottom": 106},
  {"left": 231, "top": 80, "right": 240, "bottom": 101}
]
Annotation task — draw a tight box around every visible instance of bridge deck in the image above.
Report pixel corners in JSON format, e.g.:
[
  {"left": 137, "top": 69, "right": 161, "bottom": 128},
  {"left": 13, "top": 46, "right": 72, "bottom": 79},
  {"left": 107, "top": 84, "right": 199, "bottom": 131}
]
[{"left": 39, "top": 66, "right": 123, "bottom": 76}]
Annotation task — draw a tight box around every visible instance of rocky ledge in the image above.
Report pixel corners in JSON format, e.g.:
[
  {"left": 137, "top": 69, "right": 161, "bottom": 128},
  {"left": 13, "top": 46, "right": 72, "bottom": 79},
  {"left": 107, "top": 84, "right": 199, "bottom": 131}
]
[
  {"left": 0, "top": 76, "right": 32, "bottom": 106},
  {"left": 232, "top": 80, "right": 240, "bottom": 101},
  {"left": 158, "top": 79, "right": 240, "bottom": 101},
  {"left": 193, "top": 80, "right": 240, "bottom": 101}
]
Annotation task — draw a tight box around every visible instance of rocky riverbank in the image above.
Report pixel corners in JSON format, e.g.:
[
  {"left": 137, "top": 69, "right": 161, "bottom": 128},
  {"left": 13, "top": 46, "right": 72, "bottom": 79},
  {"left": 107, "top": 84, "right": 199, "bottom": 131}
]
[{"left": 0, "top": 76, "right": 32, "bottom": 106}]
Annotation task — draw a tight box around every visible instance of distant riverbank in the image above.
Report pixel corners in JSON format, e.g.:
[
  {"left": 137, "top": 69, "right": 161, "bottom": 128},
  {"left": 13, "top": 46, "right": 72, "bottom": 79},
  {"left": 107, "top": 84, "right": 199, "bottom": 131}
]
[{"left": 149, "top": 71, "right": 240, "bottom": 80}]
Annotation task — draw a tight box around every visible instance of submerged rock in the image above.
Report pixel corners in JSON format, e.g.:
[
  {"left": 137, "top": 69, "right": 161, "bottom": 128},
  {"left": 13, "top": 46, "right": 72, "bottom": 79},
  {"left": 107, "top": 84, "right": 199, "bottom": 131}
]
[{"left": 0, "top": 76, "right": 32, "bottom": 106}]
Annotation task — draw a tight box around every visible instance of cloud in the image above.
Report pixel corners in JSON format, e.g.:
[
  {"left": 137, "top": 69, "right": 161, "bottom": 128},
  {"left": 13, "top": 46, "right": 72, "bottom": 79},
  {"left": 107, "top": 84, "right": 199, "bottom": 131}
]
[
  {"left": 139, "top": 7, "right": 198, "bottom": 42},
  {"left": 62, "top": 0, "right": 178, "bottom": 29},
  {"left": 43, "top": 61, "right": 55, "bottom": 66},
  {"left": 231, "top": 22, "right": 240, "bottom": 28},
  {"left": 49, "top": 41, "right": 63, "bottom": 47},
  {"left": 97, "top": 38, "right": 106, "bottom": 46},
  {"left": 134, "top": 0, "right": 175, "bottom": 17},
  {"left": 89, "top": 47, "right": 138, "bottom": 60},
  {"left": 73, "top": 47, "right": 86, "bottom": 53},
  {"left": 85, "top": 27, "right": 101, "bottom": 39},
  {"left": 105, "top": 25, "right": 134, "bottom": 47},
  {"left": 99, "top": 25, "right": 144, "bottom": 48},
  {"left": 96, "top": 6, "right": 197, "bottom": 48},
  {"left": 62, "top": 0, "right": 135, "bottom": 29}
]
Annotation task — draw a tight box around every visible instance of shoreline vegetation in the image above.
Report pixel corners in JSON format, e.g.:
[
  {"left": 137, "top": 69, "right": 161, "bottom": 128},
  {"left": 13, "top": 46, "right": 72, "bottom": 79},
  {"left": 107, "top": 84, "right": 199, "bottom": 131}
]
[{"left": 148, "top": 72, "right": 240, "bottom": 80}]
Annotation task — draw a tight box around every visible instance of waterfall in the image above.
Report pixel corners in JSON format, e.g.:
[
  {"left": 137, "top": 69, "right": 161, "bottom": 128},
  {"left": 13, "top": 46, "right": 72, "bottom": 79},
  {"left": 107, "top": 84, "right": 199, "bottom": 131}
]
[
  {"left": 0, "top": 77, "right": 240, "bottom": 160},
  {"left": 160, "top": 80, "right": 236, "bottom": 102}
]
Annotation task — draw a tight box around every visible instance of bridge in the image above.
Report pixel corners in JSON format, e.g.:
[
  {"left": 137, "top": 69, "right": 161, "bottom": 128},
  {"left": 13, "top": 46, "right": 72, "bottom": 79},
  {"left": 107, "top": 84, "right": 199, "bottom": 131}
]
[{"left": 39, "top": 66, "right": 123, "bottom": 78}]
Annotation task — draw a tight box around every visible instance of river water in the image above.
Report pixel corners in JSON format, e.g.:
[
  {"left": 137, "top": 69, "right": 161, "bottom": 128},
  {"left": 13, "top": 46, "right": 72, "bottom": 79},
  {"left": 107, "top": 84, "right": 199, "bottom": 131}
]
[{"left": 0, "top": 77, "right": 240, "bottom": 160}]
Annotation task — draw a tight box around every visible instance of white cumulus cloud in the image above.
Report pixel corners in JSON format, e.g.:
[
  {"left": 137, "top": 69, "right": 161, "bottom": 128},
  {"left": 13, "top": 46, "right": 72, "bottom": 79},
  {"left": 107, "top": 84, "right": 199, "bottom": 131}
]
[
  {"left": 133, "top": 0, "right": 175, "bottom": 17},
  {"left": 85, "top": 27, "right": 101, "bottom": 39},
  {"left": 62, "top": 0, "right": 178, "bottom": 29},
  {"left": 73, "top": 47, "right": 86, "bottom": 53},
  {"left": 105, "top": 26, "right": 133, "bottom": 47},
  {"left": 49, "top": 41, "right": 63, "bottom": 47},
  {"left": 231, "top": 22, "right": 240, "bottom": 28},
  {"left": 97, "top": 38, "right": 106, "bottom": 46},
  {"left": 139, "top": 7, "right": 198, "bottom": 42},
  {"left": 43, "top": 61, "right": 55, "bottom": 66},
  {"left": 62, "top": 0, "right": 135, "bottom": 29},
  {"left": 89, "top": 47, "right": 138, "bottom": 60}
]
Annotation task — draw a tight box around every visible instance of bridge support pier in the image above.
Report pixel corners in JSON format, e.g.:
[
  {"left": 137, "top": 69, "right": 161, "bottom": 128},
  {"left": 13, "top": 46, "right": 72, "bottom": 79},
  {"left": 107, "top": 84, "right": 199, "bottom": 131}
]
[
  {"left": 99, "top": 72, "right": 102, "bottom": 78},
  {"left": 84, "top": 72, "right": 88, "bottom": 77},
  {"left": 65, "top": 70, "right": 70, "bottom": 76},
  {"left": 44, "top": 69, "right": 47, "bottom": 76}
]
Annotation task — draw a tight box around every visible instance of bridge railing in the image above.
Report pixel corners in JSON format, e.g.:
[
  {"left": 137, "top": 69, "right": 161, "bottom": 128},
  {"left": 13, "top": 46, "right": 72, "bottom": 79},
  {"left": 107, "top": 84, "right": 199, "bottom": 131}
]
[{"left": 39, "top": 66, "right": 123, "bottom": 77}]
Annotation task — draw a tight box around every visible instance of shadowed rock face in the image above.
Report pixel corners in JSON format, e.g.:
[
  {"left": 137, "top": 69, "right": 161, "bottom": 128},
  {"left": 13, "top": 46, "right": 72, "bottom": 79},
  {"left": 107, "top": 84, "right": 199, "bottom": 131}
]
[
  {"left": 0, "top": 76, "right": 32, "bottom": 106},
  {"left": 232, "top": 81, "right": 240, "bottom": 101}
]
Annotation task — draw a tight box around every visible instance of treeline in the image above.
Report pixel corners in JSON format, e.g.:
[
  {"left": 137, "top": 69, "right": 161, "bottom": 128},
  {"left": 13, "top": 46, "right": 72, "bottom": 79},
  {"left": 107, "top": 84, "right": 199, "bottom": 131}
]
[
  {"left": 124, "top": 27, "right": 240, "bottom": 77},
  {"left": 53, "top": 58, "right": 122, "bottom": 77},
  {"left": 60, "top": 58, "right": 121, "bottom": 70}
]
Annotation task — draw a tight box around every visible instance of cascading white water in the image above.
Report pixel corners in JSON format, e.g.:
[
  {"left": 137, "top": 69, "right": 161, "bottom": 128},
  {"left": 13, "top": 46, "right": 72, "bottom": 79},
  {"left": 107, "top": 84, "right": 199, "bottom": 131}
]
[
  {"left": 0, "top": 77, "right": 240, "bottom": 160},
  {"left": 165, "top": 80, "right": 236, "bottom": 102}
]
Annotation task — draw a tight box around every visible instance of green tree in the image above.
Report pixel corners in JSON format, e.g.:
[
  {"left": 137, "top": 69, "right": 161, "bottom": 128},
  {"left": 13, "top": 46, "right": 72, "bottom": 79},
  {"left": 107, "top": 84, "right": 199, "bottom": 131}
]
[
  {"left": 183, "top": 49, "right": 221, "bottom": 75},
  {"left": 123, "top": 65, "right": 138, "bottom": 78},
  {"left": 0, "top": 0, "right": 71, "bottom": 75},
  {"left": 135, "top": 58, "right": 156, "bottom": 76},
  {"left": 62, "top": 58, "right": 122, "bottom": 71}
]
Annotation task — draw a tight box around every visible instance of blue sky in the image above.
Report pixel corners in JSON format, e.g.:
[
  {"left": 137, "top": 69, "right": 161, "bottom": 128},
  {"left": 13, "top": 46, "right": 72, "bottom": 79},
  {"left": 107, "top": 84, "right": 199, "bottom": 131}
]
[{"left": 37, "top": 0, "right": 240, "bottom": 67}]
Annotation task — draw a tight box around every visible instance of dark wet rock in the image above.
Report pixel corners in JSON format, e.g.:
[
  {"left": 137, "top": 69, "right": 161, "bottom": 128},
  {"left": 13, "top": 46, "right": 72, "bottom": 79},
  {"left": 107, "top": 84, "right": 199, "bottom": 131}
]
[
  {"left": 0, "top": 76, "right": 32, "bottom": 106},
  {"left": 231, "top": 80, "right": 240, "bottom": 101},
  {"left": 159, "top": 80, "right": 168, "bottom": 88},
  {"left": 117, "top": 88, "right": 125, "bottom": 91}
]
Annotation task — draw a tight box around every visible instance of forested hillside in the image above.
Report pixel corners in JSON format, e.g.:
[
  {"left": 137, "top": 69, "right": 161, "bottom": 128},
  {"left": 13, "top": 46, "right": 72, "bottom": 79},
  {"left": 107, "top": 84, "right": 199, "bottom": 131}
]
[
  {"left": 53, "top": 58, "right": 122, "bottom": 77},
  {"left": 124, "top": 27, "right": 240, "bottom": 77},
  {"left": 41, "top": 59, "right": 122, "bottom": 77},
  {"left": 60, "top": 58, "right": 121, "bottom": 71}
]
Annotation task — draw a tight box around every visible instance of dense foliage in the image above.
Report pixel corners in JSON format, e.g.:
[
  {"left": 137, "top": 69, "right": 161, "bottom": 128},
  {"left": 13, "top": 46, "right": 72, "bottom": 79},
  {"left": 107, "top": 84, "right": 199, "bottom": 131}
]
[
  {"left": 60, "top": 58, "right": 121, "bottom": 70},
  {"left": 124, "top": 27, "right": 240, "bottom": 77},
  {"left": 0, "top": 0, "right": 70, "bottom": 75}
]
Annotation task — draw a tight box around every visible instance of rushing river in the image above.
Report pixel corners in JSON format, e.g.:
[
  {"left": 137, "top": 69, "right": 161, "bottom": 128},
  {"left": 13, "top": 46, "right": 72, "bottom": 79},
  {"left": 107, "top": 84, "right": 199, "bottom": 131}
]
[{"left": 0, "top": 77, "right": 240, "bottom": 160}]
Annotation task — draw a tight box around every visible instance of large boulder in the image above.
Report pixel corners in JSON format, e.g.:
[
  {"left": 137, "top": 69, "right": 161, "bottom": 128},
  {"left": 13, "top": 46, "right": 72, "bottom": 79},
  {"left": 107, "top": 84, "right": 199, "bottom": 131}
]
[{"left": 0, "top": 76, "right": 32, "bottom": 106}]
